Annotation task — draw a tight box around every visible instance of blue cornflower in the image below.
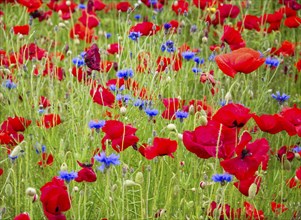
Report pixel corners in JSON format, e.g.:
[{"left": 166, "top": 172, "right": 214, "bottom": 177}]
[
  {"left": 145, "top": 108, "right": 159, "bottom": 118},
  {"left": 209, "top": 52, "right": 216, "bottom": 61},
  {"left": 41, "top": 145, "right": 46, "bottom": 153},
  {"left": 175, "top": 110, "right": 189, "bottom": 122},
  {"left": 72, "top": 57, "right": 85, "bottom": 67},
  {"left": 134, "top": 99, "right": 145, "bottom": 110},
  {"left": 265, "top": 57, "right": 279, "bottom": 68},
  {"left": 134, "top": 14, "right": 141, "bottom": 20},
  {"left": 161, "top": 44, "right": 167, "bottom": 52},
  {"left": 88, "top": 120, "right": 105, "bottom": 131},
  {"left": 271, "top": 91, "right": 290, "bottom": 104},
  {"left": 129, "top": 32, "right": 141, "bottom": 41},
  {"left": 58, "top": 171, "right": 78, "bottom": 183},
  {"left": 181, "top": 51, "right": 195, "bottom": 61},
  {"left": 212, "top": 173, "right": 233, "bottom": 184},
  {"left": 3, "top": 79, "right": 16, "bottom": 89},
  {"left": 109, "top": 84, "right": 117, "bottom": 92},
  {"left": 80, "top": 51, "right": 86, "bottom": 58},
  {"left": 105, "top": 32, "right": 112, "bottom": 39},
  {"left": 292, "top": 146, "right": 301, "bottom": 153},
  {"left": 164, "top": 23, "right": 172, "bottom": 30},
  {"left": 149, "top": 0, "right": 158, "bottom": 4},
  {"left": 116, "top": 94, "right": 132, "bottom": 104},
  {"left": 78, "top": 3, "right": 86, "bottom": 9},
  {"left": 192, "top": 67, "right": 202, "bottom": 73},
  {"left": 38, "top": 109, "right": 45, "bottom": 115},
  {"left": 194, "top": 56, "right": 204, "bottom": 65},
  {"left": 94, "top": 152, "right": 120, "bottom": 172},
  {"left": 117, "top": 69, "right": 134, "bottom": 80},
  {"left": 190, "top": 25, "right": 197, "bottom": 33}
]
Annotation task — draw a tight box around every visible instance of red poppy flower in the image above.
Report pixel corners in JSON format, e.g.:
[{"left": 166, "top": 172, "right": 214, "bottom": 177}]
[
  {"left": 13, "top": 25, "right": 30, "bottom": 35},
  {"left": 101, "top": 120, "right": 139, "bottom": 152},
  {"left": 1, "top": 116, "right": 31, "bottom": 133},
  {"left": 252, "top": 114, "right": 297, "bottom": 136},
  {"left": 143, "top": 137, "right": 178, "bottom": 160},
  {"left": 295, "top": 59, "right": 301, "bottom": 72},
  {"left": 212, "top": 103, "right": 253, "bottom": 128},
  {"left": 270, "top": 40, "right": 295, "bottom": 56},
  {"left": 14, "top": 212, "right": 30, "bottom": 220},
  {"left": 0, "top": 168, "right": 3, "bottom": 176},
  {"left": 90, "top": 85, "right": 115, "bottom": 107},
  {"left": 215, "top": 48, "right": 265, "bottom": 78},
  {"left": 172, "top": 0, "right": 189, "bottom": 15},
  {"left": 129, "top": 22, "right": 160, "bottom": 36},
  {"left": 207, "top": 4, "right": 240, "bottom": 26},
  {"left": 40, "top": 177, "right": 71, "bottom": 220},
  {"left": 183, "top": 120, "right": 237, "bottom": 159},
  {"left": 116, "top": 1, "right": 131, "bottom": 12},
  {"left": 221, "top": 25, "right": 245, "bottom": 51},
  {"left": 39, "top": 96, "right": 51, "bottom": 108},
  {"left": 0, "top": 130, "right": 24, "bottom": 146},
  {"left": 107, "top": 43, "right": 122, "bottom": 55},
  {"left": 280, "top": 105, "right": 301, "bottom": 137},
  {"left": 17, "top": 0, "right": 42, "bottom": 12},
  {"left": 270, "top": 202, "right": 288, "bottom": 215},
  {"left": 237, "top": 15, "right": 261, "bottom": 31},
  {"left": 42, "top": 61, "right": 65, "bottom": 81},
  {"left": 207, "top": 201, "right": 241, "bottom": 220},
  {"left": 220, "top": 132, "right": 270, "bottom": 180},
  {"left": 38, "top": 153, "right": 54, "bottom": 167},
  {"left": 71, "top": 67, "right": 90, "bottom": 83},
  {"left": 284, "top": 16, "right": 301, "bottom": 28},
  {"left": 186, "top": 98, "right": 213, "bottom": 118},
  {"left": 75, "top": 159, "right": 97, "bottom": 183},
  {"left": 78, "top": 10, "right": 99, "bottom": 29},
  {"left": 37, "top": 114, "right": 61, "bottom": 129},
  {"left": 192, "top": 0, "right": 215, "bottom": 9},
  {"left": 161, "top": 98, "right": 185, "bottom": 120},
  {"left": 244, "top": 202, "right": 265, "bottom": 220},
  {"left": 94, "top": 0, "right": 106, "bottom": 11},
  {"left": 277, "top": 146, "right": 295, "bottom": 162},
  {"left": 84, "top": 43, "right": 101, "bottom": 71},
  {"left": 19, "top": 43, "right": 46, "bottom": 61},
  {"left": 234, "top": 175, "right": 261, "bottom": 197},
  {"left": 70, "top": 22, "right": 94, "bottom": 43}
]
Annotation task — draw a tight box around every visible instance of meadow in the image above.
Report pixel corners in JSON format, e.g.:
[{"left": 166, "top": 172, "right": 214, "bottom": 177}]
[{"left": 0, "top": 0, "right": 301, "bottom": 219}]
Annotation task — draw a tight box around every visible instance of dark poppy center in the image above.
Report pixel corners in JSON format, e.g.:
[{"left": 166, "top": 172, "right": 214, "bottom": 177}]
[
  {"left": 241, "top": 149, "right": 249, "bottom": 159},
  {"left": 233, "top": 120, "right": 245, "bottom": 128}
]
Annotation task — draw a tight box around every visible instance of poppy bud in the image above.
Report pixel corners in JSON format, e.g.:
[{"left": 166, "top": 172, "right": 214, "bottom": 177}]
[
  {"left": 202, "top": 36, "right": 208, "bottom": 43},
  {"left": 167, "top": 123, "right": 177, "bottom": 131},
  {"left": 199, "top": 181, "right": 207, "bottom": 189},
  {"left": 225, "top": 92, "right": 232, "bottom": 103},
  {"left": 135, "top": 172, "right": 144, "bottom": 184},
  {"left": 248, "top": 183, "right": 257, "bottom": 198},
  {"left": 60, "top": 162, "right": 68, "bottom": 171},
  {"left": 199, "top": 115, "right": 208, "bottom": 126},
  {"left": 73, "top": 186, "right": 79, "bottom": 192},
  {"left": 295, "top": 153, "right": 301, "bottom": 160},
  {"left": 123, "top": 180, "right": 138, "bottom": 187},
  {"left": 66, "top": 0, "right": 71, "bottom": 6},
  {"left": 5, "top": 184, "right": 12, "bottom": 196},
  {"left": 120, "top": 107, "right": 127, "bottom": 115},
  {"left": 178, "top": 133, "right": 183, "bottom": 140},
  {"left": 32, "top": 194, "right": 38, "bottom": 203},
  {"left": 189, "top": 105, "right": 195, "bottom": 115},
  {"left": 283, "top": 158, "right": 291, "bottom": 171},
  {"left": 25, "top": 187, "right": 36, "bottom": 197},
  {"left": 111, "top": 184, "right": 118, "bottom": 192}
]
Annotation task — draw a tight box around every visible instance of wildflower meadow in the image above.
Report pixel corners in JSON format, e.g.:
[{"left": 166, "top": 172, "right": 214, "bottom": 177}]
[{"left": 1, "top": 0, "right": 301, "bottom": 219}]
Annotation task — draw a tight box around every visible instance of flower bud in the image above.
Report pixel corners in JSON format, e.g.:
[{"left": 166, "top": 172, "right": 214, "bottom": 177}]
[
  {"left": 123, "top": 180, "right": 138, "bottom": 187},
  {"left": 225, "top": 92, "right": 232, "bottom": 103},
  {"left": 248, "top": 183, "right": 258, "bottom": 198},
  {"left": 167, "top": 123, "right": 177, "bottom": 131},
  {"left": 199, "top": 115, "right": 208, "bottom": 126},
  {"left": 25, "top": 187, "right": 36, "bottom": 197},
  {"left": 73, "top": 186, "right": 79, "bottom": 192},
  {"left": 5, "top": 184, "right": 12, "bottom": 196},
  {"left": 199, "top": 181, "right": 206, "bottom": 189},
  {"left": 135, "top": 172, "right": 144, "bottom": 185},
  {"left": 202, "top": 36, "right": 208, "bottom": 43},
  {"left": 189, "top": 105, "right": 195, "bottom": 115},
  {"left": 178, "top": 133, "right": 183, "bottom": 140},
  {"left": 120, "top": 106, "right": 127, "bottom": 115},
  {"left": 60, "top": 162, "right": 68, "bottom": 171}
]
